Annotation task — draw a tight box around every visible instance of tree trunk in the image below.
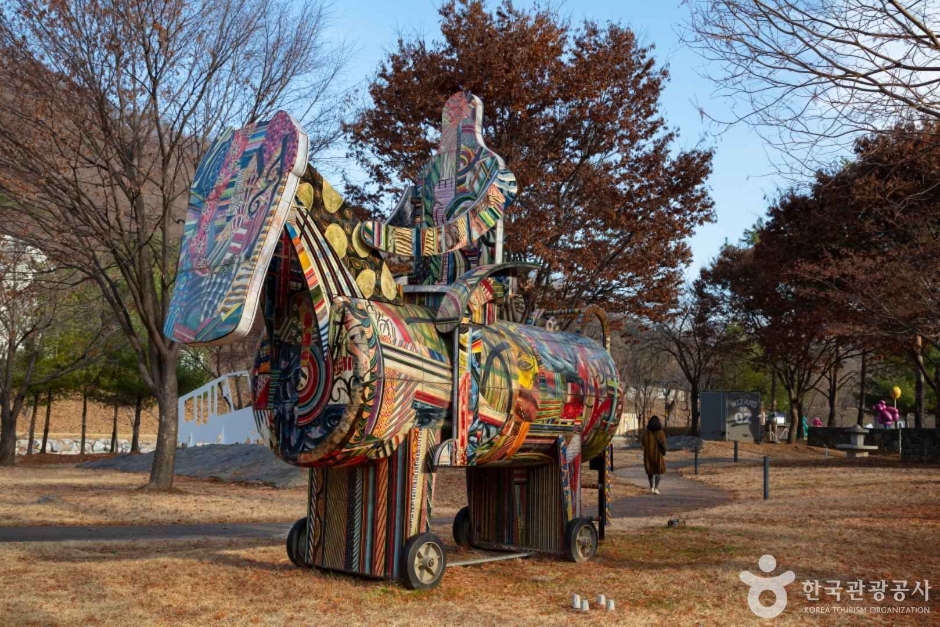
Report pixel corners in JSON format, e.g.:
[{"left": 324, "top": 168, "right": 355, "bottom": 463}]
[
  {"left": 0, "top": 390, "right": 27, "bottom": 466},
  {"left": 148, "top": 359, "right": 180, "bottom": 489},
  {"left": 796, "top": 398, "right": 805, "bottom": 439},
  {"left": 26, "top": 393, "right": 39, "bottom": 455},
  {"left": 131, "top": 395, "right": 142, "bottom": 454},
  {"left": 80, "top": 391, "right": 88, "bottom": 455},
  {"left": 690, "top": 383, "right": 701, "bottom": 436},
  {"left": 827, "top": 362, "right": 839, "bottom": 427},
  {"left": 39, "top": 391, "right": 52, "bottom": 454},
  {"left": 110, "top": 404, "right": 118, "bottom": 453},
  {"left": 0, "top": 406, "right": 17, "bottom": 466},
  {"left": 935, "top": 363, "right": 940, "bottom": 430},
  {"left": 770, "top": 372, "right": 777, "bottom": 412},
  {"left": 857, "top": 352, "right": 867, "bottom": 426},
  {"left": 787, "top": 394, "right": 799, "bottom": 444},
  {"left": 912, "top": 337, "right": 924, "bottom": 428}
]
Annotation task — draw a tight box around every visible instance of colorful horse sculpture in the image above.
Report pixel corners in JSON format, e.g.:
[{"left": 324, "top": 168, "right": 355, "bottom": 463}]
[{"left": 165, "top": 93, "right": 622, "bottom": 588}]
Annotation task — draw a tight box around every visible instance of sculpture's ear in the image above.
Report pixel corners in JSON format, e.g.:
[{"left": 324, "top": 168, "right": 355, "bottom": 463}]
[{"left": 165, "top": 111, "right": 308, "bottom": 345}]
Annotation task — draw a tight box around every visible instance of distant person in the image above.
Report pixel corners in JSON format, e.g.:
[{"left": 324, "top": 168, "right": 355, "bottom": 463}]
[
  {"left": 812, "top": 417, "right": 822, "bottom": 428},
  {"left": 765, "top": 413, "right": 777, "bottom": 442},
  {"left": 642, "top": 415, "right": 667, "bottom": 494}
]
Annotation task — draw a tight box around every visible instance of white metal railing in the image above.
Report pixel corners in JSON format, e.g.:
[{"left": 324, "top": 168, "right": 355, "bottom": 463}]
[{"left": 177, "top": 371, "right": 261, "bottom": 447}]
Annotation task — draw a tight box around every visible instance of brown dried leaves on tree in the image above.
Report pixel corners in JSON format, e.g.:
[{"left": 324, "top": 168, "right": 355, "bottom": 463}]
[
  {"left": 345, "top": 0, "right": 714, "bottom": 320},
  {"left": 704, "top": 122, "right": 940, "bottom": 437},
  {"left": 769, "top": 124, "right": 940, "bottom": 405}
]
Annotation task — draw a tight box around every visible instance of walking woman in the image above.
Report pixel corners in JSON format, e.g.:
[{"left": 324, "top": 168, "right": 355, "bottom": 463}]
[{"left": 642, "top": 415, "right": 667, "bottom": 494}]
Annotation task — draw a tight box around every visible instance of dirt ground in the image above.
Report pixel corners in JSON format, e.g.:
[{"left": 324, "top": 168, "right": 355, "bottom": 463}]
[{"left": 1, "top": 447, "right": 938, "bottom": 625}]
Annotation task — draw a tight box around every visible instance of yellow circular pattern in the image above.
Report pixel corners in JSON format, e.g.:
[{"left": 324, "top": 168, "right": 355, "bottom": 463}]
[
  {"left": 381, "top": 263, "right": 397, "bottom": 300},
  {"left": 352, "top": 223, "right": 371, "bottom": 258},
  {"left": 356, "top": 269, "right": 376, "bottom": 298},
  {"left": 322, "top": 179, "right": 343, "bottom": 213},
  {"left": 296, "top": 182, "right": 314, "bottom": 209},
  {"left": 324, "top": 223, "right": 348, "bottom": 258}
]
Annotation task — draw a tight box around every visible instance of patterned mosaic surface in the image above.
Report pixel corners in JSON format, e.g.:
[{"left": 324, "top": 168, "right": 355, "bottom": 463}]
[
  {"left": 167, "top": 95, "right": 623, "bottom": 577},
  {"left": 165, "top": 112, "right": 307, "bottom": 344},
  {"left": 361, "top": 93, "right": 517, "bottom": 285}
]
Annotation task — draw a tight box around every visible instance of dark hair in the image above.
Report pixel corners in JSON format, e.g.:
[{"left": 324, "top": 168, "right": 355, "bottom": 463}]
[{"left": 647, "top": 415, "right": 663, "bottom": 432}]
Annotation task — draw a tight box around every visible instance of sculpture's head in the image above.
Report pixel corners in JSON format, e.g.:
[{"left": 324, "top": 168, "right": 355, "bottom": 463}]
[
  {"left": 164, "top": 109, "right": 404, "bottom": 342},
  {"left": 164, "top": 111, "right": 309, "bottom": 345},
  {"left": 164, "top": 112, "right": 440, "bottom": 467}
]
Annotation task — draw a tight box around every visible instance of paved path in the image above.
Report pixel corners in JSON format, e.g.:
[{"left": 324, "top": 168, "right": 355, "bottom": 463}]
[
  {"left": 0, "top": 522, "right": 291, "bottom": 543},
  {"left": 610, "top": 463, "right": 733, "bottom": 519}
]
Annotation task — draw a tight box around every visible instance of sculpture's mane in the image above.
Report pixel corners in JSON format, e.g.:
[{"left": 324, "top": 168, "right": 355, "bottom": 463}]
[{"left": 288, "top": 165, "right": 400, "bottom": 304}]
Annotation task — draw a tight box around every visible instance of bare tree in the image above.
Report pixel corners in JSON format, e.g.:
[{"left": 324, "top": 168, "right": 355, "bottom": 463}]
[
  {"left": 684, "top": 0, "right": 940, "bottom": 170},
  {"left": 651, "top": 283, "right": 734, "bottom": 435},
  {"left": 613, "top": 327, "right": 674, "bottom": 429},
  {"left": 0, "top": 237, "right": 103, "bottom": 465},
  {"left": 0, "top": 0, "right": 346, "bottom": 487},
  {"left": 812, "top": 346, "right": 859, "bottom": 426}
]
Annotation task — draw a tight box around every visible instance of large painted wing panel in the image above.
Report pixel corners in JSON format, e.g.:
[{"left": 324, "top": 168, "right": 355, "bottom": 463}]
[{"left": 165, "top": 112, "right": 309, "bottom": 345}]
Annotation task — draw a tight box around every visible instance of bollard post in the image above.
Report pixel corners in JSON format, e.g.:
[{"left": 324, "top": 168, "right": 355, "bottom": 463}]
[
  {"left": 694, "top": 446, "right": 699, "bottom": 475},
  {"left": 734, "top": 440, "right": 739, "bottom": 463},
  {"left": 763, "top": 455, "right": 769, "bottom": 500}
]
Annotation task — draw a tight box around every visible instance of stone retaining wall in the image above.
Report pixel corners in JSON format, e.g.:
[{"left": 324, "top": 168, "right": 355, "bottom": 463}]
[
  {"left": 807, "top": 427, "right": 899, "bottom": 451},
  {"left": 899, "top": 430, "right": 940, "bottom": 463},
  {"left": 807, "top": 427, "right": 940, "bottom": 462},
  {"left": 15, "top": 438, "right": 155, "bottom": 456}
]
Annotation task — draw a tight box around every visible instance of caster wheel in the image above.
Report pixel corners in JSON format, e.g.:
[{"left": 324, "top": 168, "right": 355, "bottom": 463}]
[
  {"left": 286, "top": 517, "right": 310, "bottom": 567},
  {"left": 401, "top": 532, "right": 447, "bottom": 590},
  {"left": 452, "top": 506, "right": 471, "bottom": 548},
  {"left": 565, "top": 518, "right": 598, "bottom": 563}
]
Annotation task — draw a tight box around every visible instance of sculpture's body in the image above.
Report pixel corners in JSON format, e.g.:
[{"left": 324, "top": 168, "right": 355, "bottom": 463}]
[{"left": 166, "top": 94, "right": 622, "bottom": 588}]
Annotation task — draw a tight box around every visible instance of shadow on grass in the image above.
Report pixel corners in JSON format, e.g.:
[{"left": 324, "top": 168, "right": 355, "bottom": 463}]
[{"left": 25, "top": 536, "right": 291, "bottom": 573}]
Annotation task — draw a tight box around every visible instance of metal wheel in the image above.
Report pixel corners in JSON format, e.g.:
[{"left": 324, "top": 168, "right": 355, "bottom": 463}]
[
  {"left": 452, "top": 506, "right": 471, "bottom": 548},
  {"left": 286, "top": 517, "right": 310, "bottom": 568},
  {"left": 565, "top": 518, "right": 598, "bottom": 563},
  {"left": 401, "top": 532, "right": 447, "bottom": 589}
]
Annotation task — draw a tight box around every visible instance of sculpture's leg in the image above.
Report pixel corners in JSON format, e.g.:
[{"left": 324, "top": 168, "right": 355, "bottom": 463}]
[
  {"left": 586, "top": 443, "right": 614, "bottom": 541},
  {"left": 466, "top": 461, "right": 568, "bottom": 554},
  {"left": 302, "top": 428, "right": 440, "bottom": 583},
  {"left": 557, "top": 436, "right": 582, "bottom": 523},
  {"left": 600, "top": 443, "right": 613, "bottom": 540},
  {"left": 558, "top": 436, "right": 598, "bottom": 563}
]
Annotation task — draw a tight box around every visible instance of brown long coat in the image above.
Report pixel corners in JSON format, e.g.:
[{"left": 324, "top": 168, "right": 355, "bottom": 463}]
[{"left": 642, "top": 429, "right": 667, "bottom": 475}]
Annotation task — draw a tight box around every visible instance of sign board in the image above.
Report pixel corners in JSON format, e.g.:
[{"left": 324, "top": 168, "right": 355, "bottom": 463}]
[{"left": 700, "top": 391, "right": 761, "bottom": 443}]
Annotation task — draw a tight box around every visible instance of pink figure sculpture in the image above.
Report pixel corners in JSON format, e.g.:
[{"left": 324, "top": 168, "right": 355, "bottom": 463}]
[{"left": 872, "top": 400, "right": 900, "bottom": 427}]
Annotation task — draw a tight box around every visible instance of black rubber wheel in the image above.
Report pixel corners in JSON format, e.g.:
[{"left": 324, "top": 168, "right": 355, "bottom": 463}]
[
  {"left": 286, "top": 517, "right": 310, "bottom": 568},
  {"left": 452, "top": 506, "right": 471, "bottom": 548},
  {"left": 565, "top": 518, "right": 598, "bottom": 563},
  {"left": 401, "top": 532, "right": 447, "bottom": 590}
]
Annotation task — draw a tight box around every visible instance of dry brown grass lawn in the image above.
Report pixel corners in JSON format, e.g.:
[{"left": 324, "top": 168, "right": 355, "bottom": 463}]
[
  {"left": 0, "top": 462, "right": 640, "bottom": 529},
  {"left": 0, "top": 465, "right": 306, "bottom": 526},
  {"left": 0, "top": 451, "right": 938, "bottom": 625}
]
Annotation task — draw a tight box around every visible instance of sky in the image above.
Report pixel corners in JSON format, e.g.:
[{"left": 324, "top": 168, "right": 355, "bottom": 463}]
[{"left": 323, "top": 0, "right": 784, "bottom": 279}]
